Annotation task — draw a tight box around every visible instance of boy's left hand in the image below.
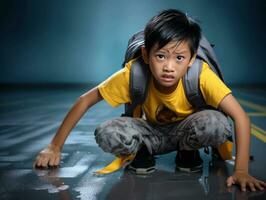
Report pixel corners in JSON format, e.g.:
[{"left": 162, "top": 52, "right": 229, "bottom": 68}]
[{"left": 227, "top": 170, "right": 266, "bottom": 192}]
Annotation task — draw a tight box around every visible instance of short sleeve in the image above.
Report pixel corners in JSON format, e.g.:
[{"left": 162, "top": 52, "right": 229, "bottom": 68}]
[{"left": 97, "top": 62, "right": 131, "bottom": 107}]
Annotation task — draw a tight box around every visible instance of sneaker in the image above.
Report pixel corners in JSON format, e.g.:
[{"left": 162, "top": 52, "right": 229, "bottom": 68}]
[
  {"left": 212, "top": 147, "right": 223, "bottom": 161},
  {"left": 127, "top": 145, "right": 156, "bottom": 175},
  {"left": 175, "top": 150, "right": 203, "bottom": 172}
]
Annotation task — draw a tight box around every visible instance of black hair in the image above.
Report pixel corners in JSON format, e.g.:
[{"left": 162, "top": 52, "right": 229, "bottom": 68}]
[{"left": 144, "top": 9, "right": 201, "bottom": 57}]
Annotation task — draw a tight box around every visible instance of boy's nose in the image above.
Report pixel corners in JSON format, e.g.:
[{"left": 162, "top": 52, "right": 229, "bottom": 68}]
[{"left": 163, "top": 61, "right": 175, "bottom": 72}]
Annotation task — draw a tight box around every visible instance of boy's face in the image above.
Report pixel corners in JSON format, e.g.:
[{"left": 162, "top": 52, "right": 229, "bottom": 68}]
[{"left": 142, "top": 40, "right": 196, "bottom": 94}]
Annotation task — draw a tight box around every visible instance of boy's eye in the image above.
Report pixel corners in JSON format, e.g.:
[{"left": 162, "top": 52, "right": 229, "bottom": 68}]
[
  {"left": 156, "top": 54, "right": 165, "bottom": 60},
  {"left": 176, "top": 55, "right": 185, "bottom": 61}
]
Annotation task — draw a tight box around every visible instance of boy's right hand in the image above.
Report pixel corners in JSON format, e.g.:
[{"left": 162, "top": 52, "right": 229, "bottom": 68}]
[{"left": 34, "top": 144, "right": 61, "bottom": 168}]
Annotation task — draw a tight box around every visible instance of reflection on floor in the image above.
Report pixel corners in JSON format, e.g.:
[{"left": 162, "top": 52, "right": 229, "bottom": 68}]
[{"left": 0, "top": 85, "right": 265, "bottom": 200}]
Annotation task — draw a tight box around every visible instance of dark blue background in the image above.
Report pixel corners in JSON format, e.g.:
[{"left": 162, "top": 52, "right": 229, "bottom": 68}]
[{"left": 0, "top": 0, "right": 265, "bottom": 85}]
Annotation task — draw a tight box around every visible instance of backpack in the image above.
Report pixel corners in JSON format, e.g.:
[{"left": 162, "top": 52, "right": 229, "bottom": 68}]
[
  {"left": 122, "top": 31, "right": 225, "bottom": 117},
  {"left": 121, "top": 31, "right": 233, "bottom": 160}
]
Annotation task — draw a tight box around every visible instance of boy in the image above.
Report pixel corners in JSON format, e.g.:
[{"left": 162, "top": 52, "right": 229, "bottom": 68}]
[{"left": 34, "top": 9, "right": 265, "bottom": 192}]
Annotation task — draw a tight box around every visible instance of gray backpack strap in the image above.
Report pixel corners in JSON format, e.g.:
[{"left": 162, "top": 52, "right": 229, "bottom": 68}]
[
  {"left": 122, "top": 57, "right": 150, "bottom": 117},
  {"left": 123, "top": 31, "right": 144, "bottom": 66},
  {"left": 182, "top": 59, "right": 206, "bottom": 109},
  {"left": 184, "top": 36, "right": 226, "bottom": 110},
  {"left": 197, "top": 36, "right": 224, "bottom": 81}
]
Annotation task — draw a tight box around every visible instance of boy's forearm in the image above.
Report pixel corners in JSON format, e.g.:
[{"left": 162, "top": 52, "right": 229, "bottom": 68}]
[
  {"left": 50, "top": 97, "right": 90, "bottom": 150},
  {"left": 234, "top": 113, "right": 250, "bottom": 172},
  {"left": 48, "top": 87, "right": 102, "bottom": 150},
  {"left": 49, "top": 87, "right": 103, "bottom": 150}
]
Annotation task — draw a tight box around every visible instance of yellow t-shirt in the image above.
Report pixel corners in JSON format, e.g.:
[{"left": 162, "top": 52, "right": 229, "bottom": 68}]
[{"left": 98, "top": 59, "right": 232, "bottom": 124}]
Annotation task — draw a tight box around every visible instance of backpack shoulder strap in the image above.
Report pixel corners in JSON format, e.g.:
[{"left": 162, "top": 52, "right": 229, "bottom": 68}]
[
  {"left": 197, "top": 36, "right": 224, "bottom": 81},
  {"left": 123, "top": 31, "right": 144, "bottom": 67},
  {"left": 182, "top": 59, "right": 206, "bottom": 109},
  {"left": 184, "top": 36, "right": 226, "bottom": 110},
  {"left": 122, "top": 57, "right": 150, "bottom": 117}
]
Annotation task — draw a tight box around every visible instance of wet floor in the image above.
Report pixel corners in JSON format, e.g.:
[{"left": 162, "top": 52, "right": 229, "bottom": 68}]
[{"left": 0, "top": 84, "right": 265, "bottom": 200}]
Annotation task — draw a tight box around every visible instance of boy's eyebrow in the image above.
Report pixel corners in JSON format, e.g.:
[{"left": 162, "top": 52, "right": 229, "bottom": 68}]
[
  {"left": 157, "top": 49, "right": 189, "bottom": 54},
  {"left": 174, "top": 50, "right": 189, "bottom": 54}
]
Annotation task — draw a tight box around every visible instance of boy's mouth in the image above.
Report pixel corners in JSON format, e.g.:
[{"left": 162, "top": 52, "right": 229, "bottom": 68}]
[{"left": 161, "top": 74, "right": 174, "bottom": 81}]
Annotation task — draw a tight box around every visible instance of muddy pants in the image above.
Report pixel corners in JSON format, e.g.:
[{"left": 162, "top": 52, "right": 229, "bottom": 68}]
[{"left": 94, "top": 110, "right": 233, "bottom": 156}]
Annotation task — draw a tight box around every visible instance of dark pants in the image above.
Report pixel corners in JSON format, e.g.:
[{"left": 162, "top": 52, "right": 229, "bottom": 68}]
[{"left": 94, "top": 110, "right": 232, "bottom": 156}]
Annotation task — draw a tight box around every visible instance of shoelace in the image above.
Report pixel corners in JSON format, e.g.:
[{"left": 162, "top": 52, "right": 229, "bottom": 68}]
[{"left": 93, "top": 154, "right": 136, "bottom": 175}]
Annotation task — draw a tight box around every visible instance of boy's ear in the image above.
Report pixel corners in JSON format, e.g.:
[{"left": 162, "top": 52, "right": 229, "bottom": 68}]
[
  {"left": 188, "top": 54, "right": 197, "bottom": 67},
  {"left": 141, "top": 46, "right": 149, "bottom": 64}
]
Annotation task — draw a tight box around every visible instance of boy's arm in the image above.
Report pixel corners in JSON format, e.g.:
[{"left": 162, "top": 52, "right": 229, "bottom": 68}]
[
  {"left": 218, "top": 93, "right": 266, "bottom": 192},
  {"left": 34, "top": 87, "right": 103, "bottom": 168}
]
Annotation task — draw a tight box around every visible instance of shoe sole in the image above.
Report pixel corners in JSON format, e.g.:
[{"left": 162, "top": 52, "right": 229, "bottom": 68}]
[
  {"left": 127, "top": 165, "right": 156, "bottom": 175},
  {"left": 176, "top": 164, "right": 203, "bottom": 173}
]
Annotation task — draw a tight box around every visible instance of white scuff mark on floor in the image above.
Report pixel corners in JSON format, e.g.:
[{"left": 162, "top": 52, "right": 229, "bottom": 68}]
[
  {"left": 34, "top": 183, "right": 69, "bottom": 193},
  {"left": 74, "top": 175, "right": 107, "bottom": 200}
]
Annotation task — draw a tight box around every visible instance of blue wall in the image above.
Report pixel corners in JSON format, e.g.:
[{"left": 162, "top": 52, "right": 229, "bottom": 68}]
[{"left": 0, "top": 0, "right": 265, "bottom": 85}]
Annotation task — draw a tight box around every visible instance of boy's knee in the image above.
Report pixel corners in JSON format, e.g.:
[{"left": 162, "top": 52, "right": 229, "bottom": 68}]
[
  {"left": 191, "top": 110, "right": 232, "bottom": 147},
  {"left": 94, "top": 117, "right": 142, "bottom": 156},
  {"left": 192, "top": 110, "right": 230, "bottom": 129}
]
